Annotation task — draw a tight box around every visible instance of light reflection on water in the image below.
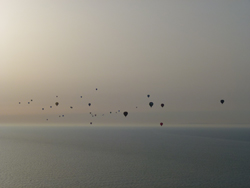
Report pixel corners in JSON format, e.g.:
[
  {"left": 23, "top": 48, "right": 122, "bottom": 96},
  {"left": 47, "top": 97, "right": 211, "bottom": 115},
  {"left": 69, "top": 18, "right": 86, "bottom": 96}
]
[{"left": 0, "top": 124, "right": 250, "bottom": 188}]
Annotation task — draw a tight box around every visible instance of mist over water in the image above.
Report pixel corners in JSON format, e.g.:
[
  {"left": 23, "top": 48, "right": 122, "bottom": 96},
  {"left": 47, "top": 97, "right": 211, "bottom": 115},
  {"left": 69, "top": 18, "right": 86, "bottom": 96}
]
[{"left": 0, "top": 124, "right": 250, "bottom": 188}]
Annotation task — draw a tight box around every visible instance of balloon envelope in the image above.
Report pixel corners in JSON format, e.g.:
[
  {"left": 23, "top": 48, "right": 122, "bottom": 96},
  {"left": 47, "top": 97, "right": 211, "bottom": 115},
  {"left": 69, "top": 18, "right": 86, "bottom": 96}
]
[
  {"left": 149, "top": 102, "right": 154, "bottom": 107},
  {"left": 220, "top": 100, "right": 224, "bottom": 104},
  {"left": 161, "top": 103, "right": 164, "bottom": 108},
  {"left": 55, "top": 102, "right": 59, "bottom": 106},
  {"left": 123, "top": 111, "right": 128, "bottom": 117},
  {"left": 88, "top": 103, "right": 91, "bottom": 106},
  {"left": 160, "top": 122, "right": 163, "bottom": 126},
  {"left": 147, "top": 95, "right": 150, "bottom": 98}
]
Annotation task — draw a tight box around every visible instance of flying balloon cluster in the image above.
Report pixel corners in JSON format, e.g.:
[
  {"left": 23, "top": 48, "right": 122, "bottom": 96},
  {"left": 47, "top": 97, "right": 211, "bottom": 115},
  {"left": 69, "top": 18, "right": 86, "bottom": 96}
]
[{"left": 17, "top": 88, "right": 225, "bottom": 126}]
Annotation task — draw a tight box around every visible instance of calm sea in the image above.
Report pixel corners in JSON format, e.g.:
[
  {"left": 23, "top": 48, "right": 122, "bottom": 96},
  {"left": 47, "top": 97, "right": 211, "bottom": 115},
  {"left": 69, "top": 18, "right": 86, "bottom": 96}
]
[{"left": 0, "top": 124, "right": 250, "bottom": 188}]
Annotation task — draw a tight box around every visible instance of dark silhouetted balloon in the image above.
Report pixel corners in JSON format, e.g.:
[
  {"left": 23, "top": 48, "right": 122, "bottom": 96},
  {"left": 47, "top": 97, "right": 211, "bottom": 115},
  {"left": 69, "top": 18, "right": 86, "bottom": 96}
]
[
  {"left": 31, "top": 99, "right": 33, "bottom": 102},
  {"left": 118, "top": 110, "right": 120, "bottom": 112},
  {"left": 147, "top": 95, "right": 150, "bottom": 98},
  {"left": 56, "top": 96, "right": 58, "bottom": 98},
  {"left": 149, "top": 102, "right": 154, "bottom": 107},
  {"left": 59, "top": 115, "right": 61, "bottom": 117},
  {"left": 88, "top": 103, "right": 91, "bottom": 106},
  {"left": 96, "top": 88, "right": 98, "bottom": 90},
  {"left": 160, "top": 122, "right": 163, "bottom": 126},
  {"left": 55, "top": 102, "right": 59, "bottom": 106},
  {"left": 90, "top": 122, "right": 92, "bottom": 124},
  {"left": 110, "top": 112, "right": 112, "bottom": 114},
  {"left": 50, "top": 106, "right": 52, "bottom": 108},
  {"left": 19, "top": 102, "right": 21, "bottom": 104},
  {"left": 80, "top": 96, "right": 82, "bottom": 98},
  {"left": 62, "top": 115, "right": 64, "bottom": 117},
  {"left": 46, "top": 119, "right": 48, "bottom": 121},
  {"left": 28, "top": 102, "right": 30, "bottom": 104},
  {"left": 42, "top": 108, "right": 44, "bottom": 110},
  {"left": 136, "top": 106, "right": 138, "bottom": 108},
  {"left": 161, "top": 103, "right": 164, "bottom": 108},
  {"left": 123, "top": 111, "right": 128, "bottom": 117},
  {"left": 220, "top": 100, "right": 224, "bottom": 104},
  {"left": 70, "top": 106, "right": 73, "bottom": 109}
]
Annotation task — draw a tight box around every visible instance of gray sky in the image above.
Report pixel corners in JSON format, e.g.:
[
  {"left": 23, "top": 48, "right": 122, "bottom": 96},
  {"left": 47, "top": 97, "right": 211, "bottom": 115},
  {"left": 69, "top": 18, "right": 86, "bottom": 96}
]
[{"left": 1, "top": 0, "right": 250, "bottom": 125}]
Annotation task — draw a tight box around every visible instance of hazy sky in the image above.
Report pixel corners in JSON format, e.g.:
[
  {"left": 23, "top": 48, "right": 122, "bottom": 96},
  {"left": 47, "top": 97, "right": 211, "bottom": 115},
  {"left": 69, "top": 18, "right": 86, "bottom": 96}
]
[{"left": 1, "top": 1, "right": 250, "bottom": 124}]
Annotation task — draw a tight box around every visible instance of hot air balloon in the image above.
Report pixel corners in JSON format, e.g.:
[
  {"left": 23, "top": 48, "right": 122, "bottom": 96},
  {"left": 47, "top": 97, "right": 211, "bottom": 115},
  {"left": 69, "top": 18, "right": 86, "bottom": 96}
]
[
  {"left": 220, "top": 100, "right": 224, "bottom": 104},
  {"left": 161, "top": 103, "right": 164, "bottom": 108},
  {"left": 90, "top": 122, "right": 92, "bottom": 124},
  {"left": 123, "top": 111, "right": 128, "bottom": 117},
  {"left": 110, "top": 112, "right": 112, "bottom": 114},
  {"left": 50, "top": 106, "right": 52, "bottom": 108},
  {"left": 28, "top": 102, "right": 30, "bottom": 104},
  {"left": 31, "top": 99, "right": 33, "bottom": 102},
  {"left": 147, "top": 94, "right": 150, "bottom": 98},
  {"left": 88, "top": 103, "right": 91, "bottom": 106},
  {"left": 42, "top": 108, "right": 44, "bottom": 110},
  {"left": 160, "top": 122, "right": 163, "bottom": 126},
  {"left": 70, "top": 106, "right": 73, "bottom": 109},
  {"left": 80, "top": 96, "right": 82, "bottom": 98},
  {"left": 19, "top": 102, "right": 21, "bottom": 104},
  {"left": 56, "top": 96, "right": 58, "bottom": 98},
  {"left": 46, "top": 119, "right": 48, "bottom": 121},
  {"left": 55, "top": 102, "right": 59, "bottom": 106},
  {"left": 118, "top": 110, "right": 120, "bottom": 112},
  {"left": 59, "top": 115, "right": 61, "bottom": 117},
  {"left": 149, "top": 102, "right": 154, "bottom": 107},
  {"left": 62, "top": 115, "right": 64, "bottom": 117},
  {"left": 96, "top": 88, "right": 98, "bottom": 90}
]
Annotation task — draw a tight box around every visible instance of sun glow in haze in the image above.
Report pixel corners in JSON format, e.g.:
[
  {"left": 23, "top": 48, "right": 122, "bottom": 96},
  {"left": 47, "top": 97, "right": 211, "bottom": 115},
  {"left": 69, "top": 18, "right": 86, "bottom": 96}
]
[{"left": 1, "top": 1, "right": 250, "bottom": 124}]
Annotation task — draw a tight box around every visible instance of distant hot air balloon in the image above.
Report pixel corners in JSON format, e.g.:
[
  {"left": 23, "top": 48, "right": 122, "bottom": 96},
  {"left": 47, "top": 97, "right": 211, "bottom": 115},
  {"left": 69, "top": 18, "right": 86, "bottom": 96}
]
[
  {"left": 55, "top": 102, "right": 59, "bottom": 106},
  {"left": 42, "top": 108, "right": 44, "bottom": 110},
  {"left": 70, "top": 106, "right": 73, "bottom": 109},
  {"left": 50, "top": 106, "right": 52, "bottom": 108},
  {"left": 80, "top": 96, "right": 82, "bottom": 98},
  {"left": 160, "top": 122, "right": 163, "bottom": 126},
  {"left": 56, "top": 96, "right": 58, "bottom": 98},
  {"left": 110, "top": 112, "right": 112, "bottom": 114},
  {"left": 46, "top": 119, "right": 48, "bottom": 121},
  {"left": 161, "top": 103, "right": 164, "bottom": 108},
  {"left": 88, "top": 103, "right": 91, "bottom": 106},
  {"left": 149, "top": 102, "right": 154, "bottom": 108},
  {"left": 31, "top": 99, "right": 33, "bottom": 102},
  {"left": 90, "top": 122, "right": 92, "bottom": 124},
  {"left": 147, "top": 94, "right": 150, "bottom": 98},
  {"left": 136, "top": 106, "right": 138, "bottom": 108},
  {"left": 62, "top": 115, "right": 64, "bottom": 117},
  {"left": 59, "top": 115, "right": 61, "bottom": 117},
  {"left": 220, "top": 100, "right": 224, "bottom": 104},
  {"left": 28, "top": 102, "right": 30, "bottom": 104},
  {"left": 19, "top": 102, "right": 21, "bottom": 104},
  {"left": 123, "top": 111, "right": 128, "bottom": 117},
  {"left": 96, "top": 88, "right": 98, "bottom": 90},
  {"left": 118, "top": 110, "right": 120, "bottom": 112}
]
